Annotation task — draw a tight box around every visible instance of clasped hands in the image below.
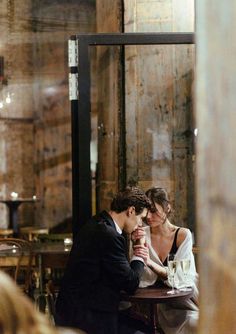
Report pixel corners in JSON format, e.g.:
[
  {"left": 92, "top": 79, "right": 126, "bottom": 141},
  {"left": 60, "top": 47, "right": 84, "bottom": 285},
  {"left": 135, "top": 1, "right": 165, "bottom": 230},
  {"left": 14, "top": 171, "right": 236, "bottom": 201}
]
[{"left": 131, "top": 227, "right": 150, "bottom": 265}]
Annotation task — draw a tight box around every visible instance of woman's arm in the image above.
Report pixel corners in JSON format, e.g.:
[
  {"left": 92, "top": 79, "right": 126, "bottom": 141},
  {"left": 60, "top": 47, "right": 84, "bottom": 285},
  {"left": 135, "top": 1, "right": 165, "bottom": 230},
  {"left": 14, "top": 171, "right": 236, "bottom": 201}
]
[
  {"left": 146, "top": 259, "right": 168, "bottom": 280},
  {"left": 133, "top": 245, "right": 168, "bottom": 280}
]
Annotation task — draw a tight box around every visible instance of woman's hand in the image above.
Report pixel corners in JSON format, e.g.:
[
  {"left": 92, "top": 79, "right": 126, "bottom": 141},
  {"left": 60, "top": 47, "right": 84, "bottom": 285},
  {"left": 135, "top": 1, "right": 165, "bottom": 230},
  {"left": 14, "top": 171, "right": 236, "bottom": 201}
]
[
  {"left": 133, "top": 243, "right": 151, "bottom": 266},
  {"left": 131, "top": 227, "right": 146, "bottom": 243}
]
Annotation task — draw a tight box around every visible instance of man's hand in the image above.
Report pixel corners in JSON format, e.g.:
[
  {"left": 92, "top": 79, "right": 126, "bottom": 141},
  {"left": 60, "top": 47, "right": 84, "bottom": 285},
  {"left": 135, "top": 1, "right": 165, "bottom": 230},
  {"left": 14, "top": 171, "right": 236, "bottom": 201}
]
[{"left": 133, "top": 243, "right": 150, "bottom": 265}]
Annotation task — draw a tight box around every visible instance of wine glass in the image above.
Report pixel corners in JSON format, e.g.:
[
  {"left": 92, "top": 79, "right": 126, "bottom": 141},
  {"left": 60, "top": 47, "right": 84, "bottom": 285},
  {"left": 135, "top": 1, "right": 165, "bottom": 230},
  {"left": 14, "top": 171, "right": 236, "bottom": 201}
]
[
  {"left": 167, "top": 253, "right": 178, "bottom": 295},
  {"left": 180, "top": 258, "right": 192, "bottom": 291}
]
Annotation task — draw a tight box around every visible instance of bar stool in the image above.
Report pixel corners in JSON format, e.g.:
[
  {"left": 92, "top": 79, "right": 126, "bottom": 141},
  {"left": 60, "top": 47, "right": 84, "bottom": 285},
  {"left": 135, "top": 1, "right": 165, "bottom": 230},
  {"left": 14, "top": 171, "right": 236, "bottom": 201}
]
[{"left": 0, "top": 228, "right": 14, "bottom": 238}]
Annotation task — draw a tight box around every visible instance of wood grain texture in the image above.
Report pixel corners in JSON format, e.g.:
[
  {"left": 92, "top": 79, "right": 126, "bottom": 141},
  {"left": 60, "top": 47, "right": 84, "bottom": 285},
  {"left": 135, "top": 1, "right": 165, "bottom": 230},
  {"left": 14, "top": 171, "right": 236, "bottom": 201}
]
[
  {"left": 196, "top": 0, "right": 236, "bottom": 332},
  {"left": 125, "top": 0, "right": 195, "bottom": 227}
]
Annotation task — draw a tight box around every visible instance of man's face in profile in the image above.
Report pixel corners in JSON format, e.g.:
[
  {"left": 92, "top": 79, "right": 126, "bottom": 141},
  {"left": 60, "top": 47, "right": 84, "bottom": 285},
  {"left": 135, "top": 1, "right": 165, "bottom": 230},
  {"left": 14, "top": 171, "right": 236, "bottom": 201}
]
[{"left": 124, "top": 208, "right": 148, "bottom": 234}]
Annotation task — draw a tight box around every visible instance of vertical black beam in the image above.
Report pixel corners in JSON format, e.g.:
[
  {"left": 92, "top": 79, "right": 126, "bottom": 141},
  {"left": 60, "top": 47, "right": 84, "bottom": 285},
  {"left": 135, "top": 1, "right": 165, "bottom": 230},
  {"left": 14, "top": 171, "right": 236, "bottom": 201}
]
[
  {"left": 70, "top": 36, "right": 92, "bottom": 236},
  {"left": 75, "top": 38, "right": 92, "bottom": 232},
  {"left": 69, "top": 36, "right": 80, "bottom": 237},
  {"left": 71, "top": 97, "right": 79, "bottom": 236}
]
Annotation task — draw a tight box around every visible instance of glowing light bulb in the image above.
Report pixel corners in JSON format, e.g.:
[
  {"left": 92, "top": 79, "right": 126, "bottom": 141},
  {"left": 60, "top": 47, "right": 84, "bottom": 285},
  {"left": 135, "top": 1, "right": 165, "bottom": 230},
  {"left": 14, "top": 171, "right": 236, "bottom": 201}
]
[
  {"left": 10, "top": 192, "right": 18, "bottom": 200},
  {"left": 0, "top": 101, "right": 3, "bottom": 108},
  {"left": 6, "top": 93, "right": 11, "bottom": 104}
]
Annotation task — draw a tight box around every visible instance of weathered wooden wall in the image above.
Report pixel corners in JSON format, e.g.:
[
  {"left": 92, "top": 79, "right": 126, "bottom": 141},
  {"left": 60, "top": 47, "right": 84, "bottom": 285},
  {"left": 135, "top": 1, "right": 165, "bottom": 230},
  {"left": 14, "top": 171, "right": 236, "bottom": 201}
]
[
  {"left": 0, "top": 0, "right": 195, "bottom": 231},
  {"left": 196, "top": 1, "right": 236, "bottom": 332},
  {"left": 0, "top": 0, "right": 96, "bottom": 228},
  {"left": 125, "top": 0, "right": 195, "bottom": 227},
  {"left": 96, "top": 0, "right": 123, "bottom": 210},
  {"left": 0, "top": 0, "right": 35, "bottom": 226}
]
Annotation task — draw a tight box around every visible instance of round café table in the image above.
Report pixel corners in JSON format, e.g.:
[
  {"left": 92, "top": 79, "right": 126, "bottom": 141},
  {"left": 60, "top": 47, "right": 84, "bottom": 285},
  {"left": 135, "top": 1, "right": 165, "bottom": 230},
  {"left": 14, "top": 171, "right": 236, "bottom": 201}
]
[
  {"left": 121, "top": 285, "right": 193, "bottom": 334},
  {"left": 0, "top": 198, "right": 37, "bottom": 237}
]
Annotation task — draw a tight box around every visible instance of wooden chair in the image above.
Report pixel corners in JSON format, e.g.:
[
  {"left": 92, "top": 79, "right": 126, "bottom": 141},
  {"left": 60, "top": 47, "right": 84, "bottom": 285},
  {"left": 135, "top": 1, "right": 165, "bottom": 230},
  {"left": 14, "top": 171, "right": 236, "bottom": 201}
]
[
  {"left": 34, "top": 233, "right": 72, "bottom": 289},
  {"left": 34, "top": 253, "right": 69, "bottom": 322},
  {"left": 33, "top": 234, "right": 71, "bottom": 316},
  {"left": 0, "top": 238, "right": 34, "bottom": 295}
]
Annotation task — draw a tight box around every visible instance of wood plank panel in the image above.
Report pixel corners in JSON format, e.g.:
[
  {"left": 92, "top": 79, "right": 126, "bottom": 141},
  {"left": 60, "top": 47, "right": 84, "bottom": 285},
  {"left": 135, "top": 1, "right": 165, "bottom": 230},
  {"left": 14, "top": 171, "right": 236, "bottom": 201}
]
[
  {"left": 96, "top": 0, "right": 122, "bottom": 210},
  {"left": 124, "top": 0, "right": 195, "bottom": 227},
  {"left": 196, "top": 0, "right": 236, "bottom": 332}
]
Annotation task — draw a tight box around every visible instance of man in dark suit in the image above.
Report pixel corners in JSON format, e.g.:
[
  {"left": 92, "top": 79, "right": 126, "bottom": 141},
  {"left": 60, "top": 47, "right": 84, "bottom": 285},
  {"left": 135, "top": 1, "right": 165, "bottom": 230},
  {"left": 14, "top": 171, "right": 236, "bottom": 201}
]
[{"left": 55, "top": 187, "right": 151, "bottom": 334}]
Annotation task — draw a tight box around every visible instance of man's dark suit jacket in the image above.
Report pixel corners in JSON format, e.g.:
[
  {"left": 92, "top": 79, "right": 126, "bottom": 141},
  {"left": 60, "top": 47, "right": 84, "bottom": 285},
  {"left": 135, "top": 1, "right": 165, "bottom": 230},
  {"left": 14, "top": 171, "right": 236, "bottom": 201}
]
[{"left": 55, "top": 210, "right": 144, "bottom": 332}]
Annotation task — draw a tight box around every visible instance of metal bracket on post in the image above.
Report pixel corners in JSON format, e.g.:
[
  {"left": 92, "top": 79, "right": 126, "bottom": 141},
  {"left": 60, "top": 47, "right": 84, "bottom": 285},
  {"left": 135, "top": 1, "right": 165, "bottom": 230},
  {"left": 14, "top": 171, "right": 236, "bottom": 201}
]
[
  {"left": 68, "top": 37, "right": 79, "bottom": 101},
  {"left": 69, "top": 73, "right": 78, "bottom": 100}
]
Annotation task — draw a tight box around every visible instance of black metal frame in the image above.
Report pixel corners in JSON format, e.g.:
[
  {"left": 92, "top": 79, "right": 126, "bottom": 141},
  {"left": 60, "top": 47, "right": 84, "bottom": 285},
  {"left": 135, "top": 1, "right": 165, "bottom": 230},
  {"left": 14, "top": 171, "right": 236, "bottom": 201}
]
[{"left": 70, "top": 32, "right": 194, "bottom": 236}]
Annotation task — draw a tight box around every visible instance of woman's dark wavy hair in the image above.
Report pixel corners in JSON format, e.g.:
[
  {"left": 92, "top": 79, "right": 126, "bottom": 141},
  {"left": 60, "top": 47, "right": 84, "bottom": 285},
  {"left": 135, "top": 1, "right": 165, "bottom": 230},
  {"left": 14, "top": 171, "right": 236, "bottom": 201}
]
[
  {"left": 110, "top": 186, "right": 151, "bottom": 214},
  {"left": 145, "top": 187, "right": 171, "bottom": 214}
]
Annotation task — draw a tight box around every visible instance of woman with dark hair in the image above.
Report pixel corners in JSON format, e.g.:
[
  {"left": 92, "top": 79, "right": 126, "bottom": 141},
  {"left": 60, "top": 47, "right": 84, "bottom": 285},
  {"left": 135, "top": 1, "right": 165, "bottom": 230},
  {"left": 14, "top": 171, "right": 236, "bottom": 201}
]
[{"left": 132, "top": 187, "right": 199, "bottom": 334}]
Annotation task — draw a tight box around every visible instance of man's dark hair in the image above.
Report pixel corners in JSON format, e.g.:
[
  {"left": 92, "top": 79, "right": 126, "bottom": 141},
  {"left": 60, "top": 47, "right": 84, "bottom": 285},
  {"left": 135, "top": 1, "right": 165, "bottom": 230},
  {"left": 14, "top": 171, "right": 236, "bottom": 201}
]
[{"left": 110, "top": 186, "right": 151, "bottom": 214}]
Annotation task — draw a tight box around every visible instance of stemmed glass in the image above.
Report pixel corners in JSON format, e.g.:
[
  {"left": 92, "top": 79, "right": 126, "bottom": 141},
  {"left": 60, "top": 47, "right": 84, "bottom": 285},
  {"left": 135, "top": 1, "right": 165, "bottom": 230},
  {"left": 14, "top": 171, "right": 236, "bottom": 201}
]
[
  {"left": 167, "top": 253, "right": 178, "bottom": 295},
  {"left": 180, "top": 258, "right": 192, "bottom": 291}
]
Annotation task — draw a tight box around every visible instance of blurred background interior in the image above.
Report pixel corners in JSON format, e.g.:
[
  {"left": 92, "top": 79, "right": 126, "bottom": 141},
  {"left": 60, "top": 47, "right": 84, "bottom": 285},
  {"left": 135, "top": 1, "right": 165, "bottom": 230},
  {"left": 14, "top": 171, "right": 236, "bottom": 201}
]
[
  {"left": 0, "top": 0, "right": 195, "bottom": 235},
  {"left": 0, "top": 1, "right": 235, "bottom": 333}
]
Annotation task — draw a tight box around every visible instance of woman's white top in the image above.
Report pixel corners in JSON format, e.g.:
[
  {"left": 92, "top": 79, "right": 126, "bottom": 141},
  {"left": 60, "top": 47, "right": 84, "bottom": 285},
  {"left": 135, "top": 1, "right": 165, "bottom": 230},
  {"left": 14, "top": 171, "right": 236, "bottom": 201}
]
[{"left": 139, "top": 226, "right": 199, "bottom": 334}]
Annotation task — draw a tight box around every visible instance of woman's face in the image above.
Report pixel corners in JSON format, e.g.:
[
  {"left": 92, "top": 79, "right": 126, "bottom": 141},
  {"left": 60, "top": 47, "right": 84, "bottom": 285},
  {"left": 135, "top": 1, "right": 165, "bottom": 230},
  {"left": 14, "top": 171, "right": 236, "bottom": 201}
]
[{"left": 146, "top": 202, "right": 167, "bottom": 226}]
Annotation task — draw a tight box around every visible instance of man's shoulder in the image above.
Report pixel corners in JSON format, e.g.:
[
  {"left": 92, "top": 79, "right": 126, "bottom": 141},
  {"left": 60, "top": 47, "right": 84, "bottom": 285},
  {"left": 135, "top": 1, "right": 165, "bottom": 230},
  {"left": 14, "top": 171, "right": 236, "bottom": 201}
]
[
  {"left": 90, "top": 210, "right": 111, "bottom": 224},
  {"left": 87, "top": 211, "right": 117, "bottom": 236}
]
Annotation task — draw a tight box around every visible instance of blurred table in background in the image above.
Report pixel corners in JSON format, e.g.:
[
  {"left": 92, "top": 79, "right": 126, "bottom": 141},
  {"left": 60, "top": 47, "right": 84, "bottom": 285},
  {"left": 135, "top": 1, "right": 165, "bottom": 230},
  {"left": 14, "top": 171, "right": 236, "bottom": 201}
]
[
  {"left": 0, "top": 197, "right": 37, "bottom": 236},
  {"left": 20, "top": 226, "right": 49, "bottom": 241},
  {"left": 0, "top": 238, "right": 71, "bottom": 297}
]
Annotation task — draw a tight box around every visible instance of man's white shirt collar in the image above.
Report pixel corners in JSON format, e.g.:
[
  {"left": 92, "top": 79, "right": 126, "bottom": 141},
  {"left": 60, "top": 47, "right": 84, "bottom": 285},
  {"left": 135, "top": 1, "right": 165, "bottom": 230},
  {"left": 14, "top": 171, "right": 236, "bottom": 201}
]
[{"left": 113, "top": 220, "right": 122, "bottom": 234}]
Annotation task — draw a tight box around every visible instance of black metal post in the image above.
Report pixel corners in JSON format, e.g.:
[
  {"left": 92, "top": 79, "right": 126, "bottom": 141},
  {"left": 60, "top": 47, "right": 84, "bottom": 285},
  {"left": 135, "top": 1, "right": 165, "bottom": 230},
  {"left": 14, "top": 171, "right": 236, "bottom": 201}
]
[{"left": 76, "top": 39, "right": 92, "bottom": 232}]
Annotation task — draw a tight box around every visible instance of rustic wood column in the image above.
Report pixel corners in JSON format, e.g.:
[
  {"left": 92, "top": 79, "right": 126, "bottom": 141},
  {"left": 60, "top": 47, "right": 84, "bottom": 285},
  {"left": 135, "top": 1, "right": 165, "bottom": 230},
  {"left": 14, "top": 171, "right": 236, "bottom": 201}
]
[
  {"left": 96, "top": 0, "right": 123, "bottom": 210},
  {"left": 196, "top": 0, "right": 236, "bottom": 332}
]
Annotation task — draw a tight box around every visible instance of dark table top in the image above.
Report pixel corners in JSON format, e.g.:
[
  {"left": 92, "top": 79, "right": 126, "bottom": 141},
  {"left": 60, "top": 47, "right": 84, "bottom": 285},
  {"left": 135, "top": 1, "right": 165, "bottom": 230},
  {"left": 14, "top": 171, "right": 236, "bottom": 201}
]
[{"left": 121, "top": 285, "right": 193, "bottom": 304}]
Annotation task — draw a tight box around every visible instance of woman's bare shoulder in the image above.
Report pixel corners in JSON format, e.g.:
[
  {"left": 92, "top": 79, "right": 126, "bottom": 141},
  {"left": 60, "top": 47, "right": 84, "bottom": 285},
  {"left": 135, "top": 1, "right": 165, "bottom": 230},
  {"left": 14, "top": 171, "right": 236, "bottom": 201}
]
[{"left": 176, "top": 227, "right": 191, "bottom": 247}]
